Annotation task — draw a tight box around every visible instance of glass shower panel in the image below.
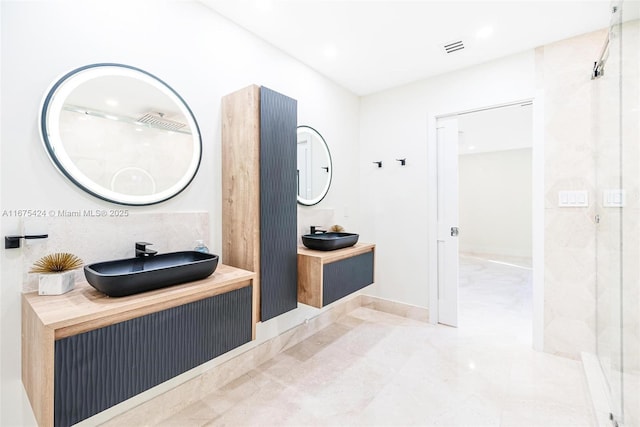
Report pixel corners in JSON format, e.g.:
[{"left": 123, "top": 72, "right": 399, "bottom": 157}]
[
  {"left": 620, "top": 2, "right": 640, "bottom": 425},
  {"left": 594, "top": 4, "right": 623, "bottom": 421}
]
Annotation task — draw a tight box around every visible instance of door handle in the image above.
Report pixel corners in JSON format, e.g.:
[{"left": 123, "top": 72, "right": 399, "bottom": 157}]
[{"left": 450, "top": 227, "right": 459, "bottom": 237}]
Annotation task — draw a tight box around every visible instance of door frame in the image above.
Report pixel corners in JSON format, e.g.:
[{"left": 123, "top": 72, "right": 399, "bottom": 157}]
[{"left": 427, "top": 94, "right": 544, "bottom": 351}]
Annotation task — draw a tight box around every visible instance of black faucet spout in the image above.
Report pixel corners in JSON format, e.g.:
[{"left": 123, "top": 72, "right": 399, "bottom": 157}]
[
  {"left": 310, "top": 226, "right": 326, "bottom": 235},
  {"left": 135, "top": 242, "right": 158, "bottom": 257}
]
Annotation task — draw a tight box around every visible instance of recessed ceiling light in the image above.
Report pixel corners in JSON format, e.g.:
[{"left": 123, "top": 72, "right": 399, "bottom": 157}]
[
  {"left": 476, "top": 26, "right": 494, "bottom": 39},
  {"left": 253, "top": 0, "right": 273, "bottom": 12},
  {"left": 468, "top": 145, "right": 476, "bottom": 151},
  {"left": 323, "top": 45, "right": 338, "bottom": 60}
]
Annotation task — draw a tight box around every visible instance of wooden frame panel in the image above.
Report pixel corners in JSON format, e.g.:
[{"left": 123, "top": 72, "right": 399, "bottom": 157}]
[{"left": 221, "top": 85, "right": 261, "bottom": 322}]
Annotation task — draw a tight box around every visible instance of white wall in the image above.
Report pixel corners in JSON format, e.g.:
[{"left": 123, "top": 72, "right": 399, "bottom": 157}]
[
  {"left": 358, "top": 51, "right": 536, "bottom": 307},
  {"left": 459, "top": 148, "right": 532, "bottom": 259},
  {"left": 358, "top": 25, "right": 608, "bottom": 360},
  {"left": 457, "top": 103, "right": 533, "bottom": 154},
  {"left": 0, "top": 1, "right": 360, "bottom": 424}
]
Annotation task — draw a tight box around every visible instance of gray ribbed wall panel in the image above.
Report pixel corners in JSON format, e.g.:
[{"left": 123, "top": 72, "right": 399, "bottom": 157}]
[
  {"left": 53, "top": 286, "right": 252, "bottom": 427},
  {"left": 323, "top": 252, "right": 374, "bottom": 306},
  {"left": 259, "top": 86, "right": 298, "bottom": 320}
]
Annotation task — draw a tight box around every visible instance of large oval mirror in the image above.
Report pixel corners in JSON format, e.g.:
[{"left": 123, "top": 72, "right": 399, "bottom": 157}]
[
  {"left": 40, "top": 63, "right": 202, "bottom": 205},
  {"left": 297, "top": 125, "right": 332, "bottom": 206}
]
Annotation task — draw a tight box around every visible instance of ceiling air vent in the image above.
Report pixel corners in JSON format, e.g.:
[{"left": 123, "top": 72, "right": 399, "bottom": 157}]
[{"left": 443, "top": 40, "right": 464, "bottom": 54}]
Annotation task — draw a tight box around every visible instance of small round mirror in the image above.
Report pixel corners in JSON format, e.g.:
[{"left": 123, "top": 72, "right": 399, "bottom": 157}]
[
  {"left": 40, "top": 63, "right": 202, "bottom": 205},
  {"left": 296, "top": 125, "right": 332, "bottom": 206}
]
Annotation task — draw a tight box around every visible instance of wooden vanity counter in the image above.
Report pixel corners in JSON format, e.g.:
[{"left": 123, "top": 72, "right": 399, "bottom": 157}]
[
  {"left": 298, "top": 243, "right": 375, "bottom": 308},
  {"left": 23, "top": 264, "right": 257, "bottom": 339},
  {"left": 297, "top": 243, "right": 375, "bottom": 263},
  {"left": 22, "top": 264, "right": 256, "bottom": 427}
]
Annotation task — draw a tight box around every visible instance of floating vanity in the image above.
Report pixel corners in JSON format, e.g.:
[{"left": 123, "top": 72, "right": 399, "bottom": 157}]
[
  {"left": 22, "top": 264, "right": 256, "bottom": 427},
  {"left": 297, "top": 243, "right": 375, "bottom": 308}
]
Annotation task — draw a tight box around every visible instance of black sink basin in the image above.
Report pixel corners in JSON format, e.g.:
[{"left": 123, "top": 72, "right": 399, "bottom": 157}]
[
  {"left": 302, "top": 232, "right": 359, "bottom": 251},
  {"left": 84, "top": 251, "right": 219, "bottom": 297}
]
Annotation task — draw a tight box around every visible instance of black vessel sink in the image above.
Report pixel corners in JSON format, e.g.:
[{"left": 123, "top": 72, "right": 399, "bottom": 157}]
[
  {"left": 302, "top": 232, "right": 359, "bottom": 251},
  {"left": 84, "top": 251, "right": 219, "bottom": 297}
]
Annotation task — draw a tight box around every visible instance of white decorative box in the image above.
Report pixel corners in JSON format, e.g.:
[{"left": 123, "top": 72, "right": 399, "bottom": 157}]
[{"left": 38, "top": 270, "right": 75, "bottom": 295}]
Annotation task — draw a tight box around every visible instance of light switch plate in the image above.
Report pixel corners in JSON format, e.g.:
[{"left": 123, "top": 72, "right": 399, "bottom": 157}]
[
  {"left": 558, "top": 190, "right": 589, "bottom": 207},
  {"left": 603, "top": 189, "right": 626, "bottom": 207}
]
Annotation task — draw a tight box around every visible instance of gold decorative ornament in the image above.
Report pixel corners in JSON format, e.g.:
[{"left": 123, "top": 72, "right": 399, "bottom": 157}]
[{"left": 30, "top": 253, "right": 83, "bottom": 273}]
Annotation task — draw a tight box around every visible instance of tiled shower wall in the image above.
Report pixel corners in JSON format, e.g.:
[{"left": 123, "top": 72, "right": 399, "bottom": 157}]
[{"left": 538, "top": 29, "right": 607, "bottom": 358}]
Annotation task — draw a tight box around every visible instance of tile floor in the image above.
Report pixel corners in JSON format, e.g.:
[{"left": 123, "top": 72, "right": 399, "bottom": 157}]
[{"left": 154, "top": 256, "right": 594, "bottom": 426}]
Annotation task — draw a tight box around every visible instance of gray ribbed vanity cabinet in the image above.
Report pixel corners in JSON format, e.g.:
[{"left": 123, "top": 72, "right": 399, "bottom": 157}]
[
  {"left": 22, "top": 265, "right": 256, "bottom": 427},
  {"left": 298, "top": 244, "right": 376, "bottom": 308},
  {"left": 53, "top": 287, "right": 252, "bottom": 427},
  {"left": 222, "top": 85, "right": 298, "bottom": 321},
  {"left": 323, "top": 251, "right": 374, "bottom": 306}
]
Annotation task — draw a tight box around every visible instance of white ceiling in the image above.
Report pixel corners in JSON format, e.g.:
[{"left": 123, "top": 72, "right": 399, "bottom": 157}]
[{"left": 200, "top": 0, "right": 613, "bottom": 95}]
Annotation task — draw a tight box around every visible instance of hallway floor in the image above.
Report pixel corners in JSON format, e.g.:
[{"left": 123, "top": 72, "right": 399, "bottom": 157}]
[{"left": 152, "top": 257, "right": 593, "bottom": 426}]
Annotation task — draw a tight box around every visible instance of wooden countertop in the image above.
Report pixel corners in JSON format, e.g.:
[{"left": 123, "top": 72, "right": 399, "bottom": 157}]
[
  {"left": 23, "top": 263, "right": 256, "bottom": 339},
  {"left": 297, "top": 243, "right": 375, "bottom": 264}
]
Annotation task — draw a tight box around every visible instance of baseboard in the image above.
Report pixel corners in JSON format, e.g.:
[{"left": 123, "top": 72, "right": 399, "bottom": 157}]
[{"left": 360, "top": 295, "right": 429, "bottom": 322}]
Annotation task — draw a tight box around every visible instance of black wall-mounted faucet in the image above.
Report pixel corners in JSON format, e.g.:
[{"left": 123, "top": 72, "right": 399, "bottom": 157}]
[
  {"left": 135, "top": 242, "right": 157, "bottom": 257},
  {"left": 310, "top": 226, "right": 326, "bottom": 235}
]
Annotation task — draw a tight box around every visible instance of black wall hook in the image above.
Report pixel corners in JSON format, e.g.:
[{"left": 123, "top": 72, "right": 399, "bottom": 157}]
[
  {"left": 5, "top": 234, "right": 49, "bottom": 249},
  {"left": 373, "top": 161, "right": 382, "bottom": 168},
  {"left": 396, "top": 158, "right": 406, "bottom": 166}
]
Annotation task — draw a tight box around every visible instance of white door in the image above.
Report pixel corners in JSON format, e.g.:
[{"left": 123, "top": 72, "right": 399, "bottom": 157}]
[{"left": 436, "top": 116, "right": 460, "bottom": 327}]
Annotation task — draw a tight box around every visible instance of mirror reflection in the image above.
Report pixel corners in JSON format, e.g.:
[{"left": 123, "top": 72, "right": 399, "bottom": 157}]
[
  {"left": 297, "top": 125, "right": 332, "bottom": 206},
  {"left": 40, "top": 63, "right": 202, "bottom": 205}
]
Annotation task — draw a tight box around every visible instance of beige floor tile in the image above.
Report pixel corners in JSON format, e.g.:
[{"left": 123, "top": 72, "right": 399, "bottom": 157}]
[
  {"left": 146, "top": 257, "right": 593, "bottom": 427},
  {"left": 155, "top": 400, "right": 220, "bottom": 427},
  {"left": 499, "top": 399, "right": 594, "bottom": 427}
]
